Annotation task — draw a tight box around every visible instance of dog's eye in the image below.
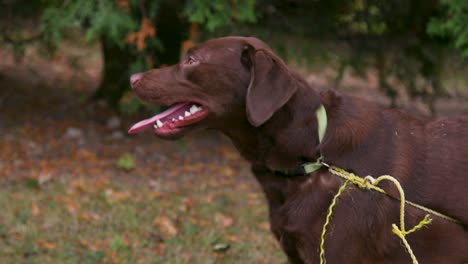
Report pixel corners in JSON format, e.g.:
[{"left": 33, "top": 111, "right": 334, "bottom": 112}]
[{"left": 184, "top": 56, "right": 197, "bottom": 65}]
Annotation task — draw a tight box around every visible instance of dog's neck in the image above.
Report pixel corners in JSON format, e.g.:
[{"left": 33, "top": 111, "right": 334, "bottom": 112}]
[
  {"left": 221, "top": 83, "right": 326, "bottom": 172},
  {"left": 221, "top": 82, "right": 381, "bottom": 175}
]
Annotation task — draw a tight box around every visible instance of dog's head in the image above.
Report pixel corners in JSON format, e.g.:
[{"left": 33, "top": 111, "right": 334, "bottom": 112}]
[{"left": 128, "top": 36, "right": 298, "bottom": 139}]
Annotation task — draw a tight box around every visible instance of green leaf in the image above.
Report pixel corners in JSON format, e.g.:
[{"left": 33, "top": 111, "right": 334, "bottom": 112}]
[
  {"left": 109, "top": 234, "right": 126, "bottom": 251},
  {"left": 427, "top": 0, "right": 468, "bottom": 58},
  {"left": 24, "top": 178, "right": 40, "bottom": 190},
  {"left": 185, "top": 0, "right": 256, "bottom": 32},
  {"left": 117, "top": 154, "right": 136, "bottom": 171}
]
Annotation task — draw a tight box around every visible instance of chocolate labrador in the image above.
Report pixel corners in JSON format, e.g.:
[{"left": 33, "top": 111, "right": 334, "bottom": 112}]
[{"left": 128, "top": 36, "right": 468, "bottom": 263}]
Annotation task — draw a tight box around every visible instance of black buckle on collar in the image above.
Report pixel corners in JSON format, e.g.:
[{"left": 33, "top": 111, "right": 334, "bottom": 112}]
[
  {"left": 273, "top": 166, "right": 309, "bottom": 177},
  {"left": 271, "top": 157, "right": 327, "bottom": 177}
]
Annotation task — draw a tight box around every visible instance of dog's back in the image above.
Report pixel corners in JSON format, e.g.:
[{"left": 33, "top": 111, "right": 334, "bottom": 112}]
[{"left": 420, "top": 116, "right": 468, "bottom": 223}]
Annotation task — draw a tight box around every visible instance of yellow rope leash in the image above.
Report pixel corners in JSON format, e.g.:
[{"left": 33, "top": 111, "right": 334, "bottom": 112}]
[
  {"left": 318, "top": 165, "right": 458, "bottom": 264},
  {"left": 328, "top": 166, "right": 460, "bottom": 223},
  {"left": 319, "top": 180, "right": 350, "bottom": 264}
]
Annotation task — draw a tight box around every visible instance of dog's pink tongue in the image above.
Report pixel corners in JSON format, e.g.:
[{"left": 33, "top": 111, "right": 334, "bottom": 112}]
[
  {"left": 128, "top": 103, "right": 192, "bottom": 134},
  {"left": 128, "top": 112, "right": 166, "bottom": 134}
]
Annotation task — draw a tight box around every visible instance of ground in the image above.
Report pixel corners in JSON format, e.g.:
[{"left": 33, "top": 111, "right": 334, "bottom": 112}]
[{"left": 0, "top": 42, "right": 466, "bottom": 264}]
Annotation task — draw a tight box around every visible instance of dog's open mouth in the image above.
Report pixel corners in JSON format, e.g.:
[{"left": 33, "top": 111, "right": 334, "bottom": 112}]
[{"left": 128, "top": 102, "right": 209, "bottom": 136}]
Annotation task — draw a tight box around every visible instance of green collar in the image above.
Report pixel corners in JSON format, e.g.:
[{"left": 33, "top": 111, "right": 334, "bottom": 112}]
[
  {"left": 273, "top": 104, "right": 328, "bottom": 176},
  {"left": 301, "top": 104, "right": 327, "bottom": 174},
  {"left": 316, "top": 104, "right": 328, "bottom": 144}
]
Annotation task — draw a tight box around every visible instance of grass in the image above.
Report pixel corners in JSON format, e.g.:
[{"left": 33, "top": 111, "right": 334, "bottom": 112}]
[{"left": 0, "top": 176, "right": 286, "bottom": 264}]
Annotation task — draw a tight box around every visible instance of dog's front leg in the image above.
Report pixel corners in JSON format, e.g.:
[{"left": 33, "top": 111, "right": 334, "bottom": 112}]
[{"left": 252, "top": 167, "right": 305, "bottom": 263}]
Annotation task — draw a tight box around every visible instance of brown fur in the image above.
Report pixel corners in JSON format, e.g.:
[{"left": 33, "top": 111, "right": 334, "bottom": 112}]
[{"left": 131, "top": 36, "right": 468, "bottom": 263}]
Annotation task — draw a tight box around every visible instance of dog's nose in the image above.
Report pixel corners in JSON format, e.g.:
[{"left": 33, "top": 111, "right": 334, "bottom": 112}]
[{"left": 130, "top": 73, "right": 143, "bottom": 87}]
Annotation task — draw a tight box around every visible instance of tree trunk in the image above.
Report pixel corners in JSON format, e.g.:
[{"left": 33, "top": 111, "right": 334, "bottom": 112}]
[
  {"left": 92, "top": 38, "right": 132, "bottom": 108},
  {"left": 153, "top": 0, "right": 187, "bottom": 67}
]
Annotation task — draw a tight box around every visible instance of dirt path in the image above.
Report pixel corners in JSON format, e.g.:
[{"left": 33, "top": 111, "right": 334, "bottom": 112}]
[{"left": 0, "top": 49, "right": 252, "bottom": 188}]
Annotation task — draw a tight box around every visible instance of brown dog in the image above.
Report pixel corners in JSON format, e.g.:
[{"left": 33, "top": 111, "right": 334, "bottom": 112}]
[{"left": 129, "top": 36, "right": 468, "bottom": 263}]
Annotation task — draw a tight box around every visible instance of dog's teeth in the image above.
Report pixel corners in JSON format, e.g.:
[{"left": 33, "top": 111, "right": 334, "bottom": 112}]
[
  {"left": 153, "top": 124, "right": 158, "bottom": 129},
  {"left": 156, "top": 120, "right": 163, "bottom": 127},
  {"left": 185, "top": 111, "right": 191, "bottom": 117},
  {"left": 172, "top": 118, "right": 176, "bottom": 122},
  {"left": 190, "top": 105, "right": 198, "bottom": 114},
  {"left": 178, "top": 115, "right": 184, "bottom": 120}
]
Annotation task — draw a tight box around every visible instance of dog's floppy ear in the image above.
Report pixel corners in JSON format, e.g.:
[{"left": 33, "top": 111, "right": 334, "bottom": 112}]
[{"left": 242, "top": 43, "right": 297, "bottom": 127}]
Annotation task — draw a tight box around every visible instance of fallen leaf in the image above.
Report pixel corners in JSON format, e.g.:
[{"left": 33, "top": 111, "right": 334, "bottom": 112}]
[
  {"left": 219, "top": 146, "right": 240, "bottom": 161},
  {"left": 247, "top": 192, "right": 262, "bottom": 206},
  {"left": 258, "top": 222, "right": 270, "bottom": 231},
  {"left": 183, "top": 163, "right": 205, "bottom": 173},
  {"left": 214, "top": 213, "right": 234, "bottom": 228},
  {"left": 31, "top": 202, "right": 40, "bottom": 217},
  {"left": 58, "top": 196, "right": 80, "bottom": 215},
  {"left": 79, "top": 212, "right": 101, "bottom": 223},
  {"left": 38, "top": 172, "right": 53, "bottom": 185},
  {"left": 94, "top": 178, "right": 110, "bottom": 191},
  {"left": 108, "top": 250, "right": 119, "bottom": 264},
  {"left": 36, "top": 239, "right": 57, "bottom": 251},
  {"left": 147, "top": 191, "right": 165, "bottom": 200},
  {"left": 221, "top": 167, "right": 234, "bottom": 177},
  {"left": 104, "top": 189, "right": 132, "bottom": 203},
  {"left": 152, "top": 243, "right": 166, "bottom": 256},
  {"left": 120, "top": 235, "right": 131, "bottom": 248},
  {"left": 70, "top": 179, "right": 89, "bottom": 193},
  {"left": 178, "top": 198, "right": 193, "bottom": 212},
  {"left": 77, "top": 238, "right": 107, "bottom": 252},
  {"left": 193, "top": 219, "right": 211, "bottom": 227},
  {"left": 226, "top": 234, "right": 242, "bottom": 243},
  {"left": 75, "top": 149, "right": 97, "bottom": 161},
  {"left": 153, "top": 217, "right": 178, "bottom": 238}
]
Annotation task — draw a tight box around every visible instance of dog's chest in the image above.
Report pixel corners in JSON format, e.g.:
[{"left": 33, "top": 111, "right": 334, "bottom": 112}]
[{"left": 260, "top": 174, "right": 341, "bottom": 263}]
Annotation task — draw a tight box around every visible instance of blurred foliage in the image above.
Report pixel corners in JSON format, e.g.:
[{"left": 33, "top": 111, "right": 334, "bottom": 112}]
[
  {"left": 428, "top": 0, "right": 468, "bottom": 58},
  {"left": 1, "top": 0, "right": 256, "bottom": 110},
  {"left": 247, "top": 0, "right": 456, "bottom": 115},
  {"left": 186, "top": 0, "right": 256, "bottom": 32},
  {"left": 336, "top": 0, "right": 447, "bottom": 112},
  {"left": 1, "top": 0, "right": 467, "bottom": 115},
  {"left": 39, "top": 0, "right": 167, "bottom": 108},
  {"left": 40, "top": 0, "right": 139, "bottom": 47}
]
